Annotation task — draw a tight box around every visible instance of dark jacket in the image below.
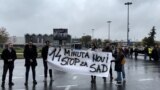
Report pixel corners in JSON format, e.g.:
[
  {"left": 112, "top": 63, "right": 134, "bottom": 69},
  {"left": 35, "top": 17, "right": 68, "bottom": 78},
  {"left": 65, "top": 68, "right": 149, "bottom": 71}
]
[
  {"left": 152, "top": 48, "right": 159, "bottom": 61},
  {"left": 115, "top": 54, "right": 124, "bottom": 72},
  {"left": 41, "top": 45, "right": 49, "bottom": 60},
  {"left": 1, "top": 48, "right": 17, "bottom": 64},
  {"left": 144, "top": 47, "right": 148, "bottom": 55},
  {"left": 158, "top": 48, "right": 160, "bottom": 58},
  {"left": 23, "top": 45, "right": 38, "bottom": 66},
  {"left": 130, "top": 48, "right": 134, "bottom": 54},
  {"left": 134, "top": 48, "right": 138, "bottom": 56}
]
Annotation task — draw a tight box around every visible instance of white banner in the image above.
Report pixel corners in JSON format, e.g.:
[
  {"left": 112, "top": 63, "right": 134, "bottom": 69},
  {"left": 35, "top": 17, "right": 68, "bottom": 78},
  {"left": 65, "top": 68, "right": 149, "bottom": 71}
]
[{"left": 47, "top": 47, "right": 112, "bottom": 77}]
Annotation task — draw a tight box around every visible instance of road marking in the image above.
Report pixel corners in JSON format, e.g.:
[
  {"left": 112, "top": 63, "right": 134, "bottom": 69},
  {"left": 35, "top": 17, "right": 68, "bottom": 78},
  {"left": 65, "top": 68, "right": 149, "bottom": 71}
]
[
  {"left": 57, "top": 85, "right": 78, "bottom": 90},
  {"left": 73, "top": 76, "right": 77, "bottom": 80},
  {"left": 138, "top": 78, "right": 153, "bottom": 81}
]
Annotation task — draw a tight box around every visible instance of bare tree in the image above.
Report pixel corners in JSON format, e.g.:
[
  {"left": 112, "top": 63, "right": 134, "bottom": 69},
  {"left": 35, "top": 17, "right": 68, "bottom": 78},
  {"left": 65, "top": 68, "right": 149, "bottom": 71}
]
[{"left": 0, "top": 27, "right": 9, "bottom": 43}]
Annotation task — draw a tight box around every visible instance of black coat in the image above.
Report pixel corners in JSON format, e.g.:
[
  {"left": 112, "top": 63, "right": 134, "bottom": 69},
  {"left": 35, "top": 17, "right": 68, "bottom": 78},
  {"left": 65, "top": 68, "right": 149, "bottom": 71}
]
[
  {"left": 23, "top": 45, "right": 38, "bottom": 66},
  {"left": 152, "top": 48, "right": 159, "bottom": 60},
  {"left": 115, "top": 54, "right": 124, "bottom": 72},
  {"left": 134, "top": 48, "right": 138, "bottom": 56},
  {"left": 1, "top": 48, "right": 17, "bottom": 64},
  {"left": 144, "top": 47, "right": 148, "bottom": 54},
  {"left": 41, "top": 45, "right": 49, "bottom": 60}
]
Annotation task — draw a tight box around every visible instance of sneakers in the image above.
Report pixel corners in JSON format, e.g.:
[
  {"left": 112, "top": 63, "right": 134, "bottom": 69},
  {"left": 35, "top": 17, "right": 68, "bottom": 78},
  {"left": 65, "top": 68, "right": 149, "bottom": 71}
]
[{"left": 116, "top": 81, "right": 122, "bottom": 85}]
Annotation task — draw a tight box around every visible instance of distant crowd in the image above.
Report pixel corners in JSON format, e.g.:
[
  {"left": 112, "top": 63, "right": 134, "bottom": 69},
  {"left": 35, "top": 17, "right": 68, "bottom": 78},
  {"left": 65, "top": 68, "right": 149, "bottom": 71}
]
[{"left": 119, "top": 45, "right": 160, "bottom": 61}]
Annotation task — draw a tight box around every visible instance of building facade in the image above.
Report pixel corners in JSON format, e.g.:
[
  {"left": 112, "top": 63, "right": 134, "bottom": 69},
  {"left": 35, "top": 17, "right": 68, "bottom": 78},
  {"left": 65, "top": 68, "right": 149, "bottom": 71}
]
[{"left": 25, "top": 33, "right": 71, "bottom": 46}]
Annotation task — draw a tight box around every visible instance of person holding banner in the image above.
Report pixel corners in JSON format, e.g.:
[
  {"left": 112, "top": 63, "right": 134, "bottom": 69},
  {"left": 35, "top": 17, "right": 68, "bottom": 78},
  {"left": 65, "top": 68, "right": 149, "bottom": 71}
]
[
  {"left": 90, "top": 43, "right": 97, "bottom": 83},
  {"left": 1, "top": 43, "right": 17, "bottom": 88},
  {"left": 41, "top": 41, "right": 53, "bottom": 81},
  {"left": 114, "top": 47, "right": 125, "bottom": 84},
  {"left": 23, "top": 42, "right": 38, "bottom": 86},
  {"left": 102, "top": 43, "right": 113, "bottom": 82}
]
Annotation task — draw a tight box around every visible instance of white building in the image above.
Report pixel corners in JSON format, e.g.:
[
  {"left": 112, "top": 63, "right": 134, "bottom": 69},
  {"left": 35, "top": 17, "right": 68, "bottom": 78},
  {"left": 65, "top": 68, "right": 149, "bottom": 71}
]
[{"left": 7, "top": 36, "right": 25, "bottom": 45}]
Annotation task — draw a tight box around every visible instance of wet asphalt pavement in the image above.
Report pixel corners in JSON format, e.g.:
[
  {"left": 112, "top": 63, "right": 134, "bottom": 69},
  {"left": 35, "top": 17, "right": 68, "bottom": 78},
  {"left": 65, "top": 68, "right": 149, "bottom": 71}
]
[{"left": 0, "top": 56, "right": 160, "bottom": 90}]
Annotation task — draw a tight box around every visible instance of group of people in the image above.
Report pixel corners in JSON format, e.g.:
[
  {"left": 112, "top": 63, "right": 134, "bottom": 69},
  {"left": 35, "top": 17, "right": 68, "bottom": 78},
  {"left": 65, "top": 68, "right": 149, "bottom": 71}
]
[
  {"left": 1, "top": 41, "right": 53, "bottom": 88},
  {"left": 144, "top": 45, "right": 160, "bottom": 61},
  {"left": 1, "top": 41, "right": 128, "bottom": 88},
  {"left": 122, "top": 45, "right": 160, "bottom": 61},
  {"left": 90, "top": 43, "right": 126, "bottom": 85}
]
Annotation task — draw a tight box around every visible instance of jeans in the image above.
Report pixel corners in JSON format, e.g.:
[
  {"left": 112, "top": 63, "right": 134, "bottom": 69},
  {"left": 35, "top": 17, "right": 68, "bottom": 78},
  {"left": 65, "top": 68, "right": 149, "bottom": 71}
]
[
  {"left": 144, "top": 53, "right": 147, "bottom": 60},
  {"left": 117, "top": 71, "right": 122, "bottom": 82},
  {"left": 122, "top": 65, "right": 125, "bottom": 79}
]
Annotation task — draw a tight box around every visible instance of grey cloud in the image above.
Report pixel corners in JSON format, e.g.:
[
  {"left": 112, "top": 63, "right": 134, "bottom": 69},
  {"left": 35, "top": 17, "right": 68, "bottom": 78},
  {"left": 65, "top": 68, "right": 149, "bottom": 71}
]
[{"left": 0, "top": 0, "right": 160, "bottom": 41}]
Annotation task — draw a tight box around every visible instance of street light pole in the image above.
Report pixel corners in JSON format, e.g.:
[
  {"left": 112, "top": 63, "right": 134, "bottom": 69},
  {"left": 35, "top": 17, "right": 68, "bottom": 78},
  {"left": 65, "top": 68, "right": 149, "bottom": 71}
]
[
  {"left": 92, "top": 29, "right": 94, "bottom": 40},
  {"left": 107, "top": 21, "right": 112, "bottom": 40},
  {"left": 125, "top": 2, "right": 132, "bottom": 46}
]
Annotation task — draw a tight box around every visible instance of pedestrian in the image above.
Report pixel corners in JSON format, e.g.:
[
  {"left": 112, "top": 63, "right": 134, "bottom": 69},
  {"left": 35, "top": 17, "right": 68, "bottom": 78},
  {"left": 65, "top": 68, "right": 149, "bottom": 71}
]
[
  {"left": 23, "top": 41, "right": 38, "bottom": 86},
  {"left": 158, "top": 45, "right": 160, "bottom": 61},
  {"left": 134, "top": 46, "right": 138, "bottom": 60},
  {"left": 129, "top": 47, "right": 133, "bottom": 59},
  {"left": 148, "top": 46, "right": 153, "bottom": 61},
  {"left": 152, "top": 45, "right": 159, "bottom": 61},
  {"left": 90, "top": 43, "right": 97, "bottom": 83},
  {"left": 102, "top": 43, "right": 113, "bottom": 82},
  {"left": 41, "top": 41, "right": 53, "bottom": 81},
  {"left": 144, "top": 45, "right": 148, "bottom": 60},
  {"left": 125, "top": 47, "right": 129, "bottom": 58},
  {"left": 1, "top": 43, "right": 17, "bottom": 88},
  {"left": 121, "top": 55, "right": 126, "bottom": 82},
  {"left": 124, "top": 47, "right": 128, "bottom": 57},
  {"left": 114, "top": 47, "right": 124, "bottom": 84}
]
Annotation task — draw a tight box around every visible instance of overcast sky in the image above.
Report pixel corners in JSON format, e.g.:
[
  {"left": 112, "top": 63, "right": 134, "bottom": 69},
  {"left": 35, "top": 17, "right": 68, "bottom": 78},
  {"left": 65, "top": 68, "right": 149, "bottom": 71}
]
[{"left": 0, "top": 0, "right": 160, "bottom": 41}]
